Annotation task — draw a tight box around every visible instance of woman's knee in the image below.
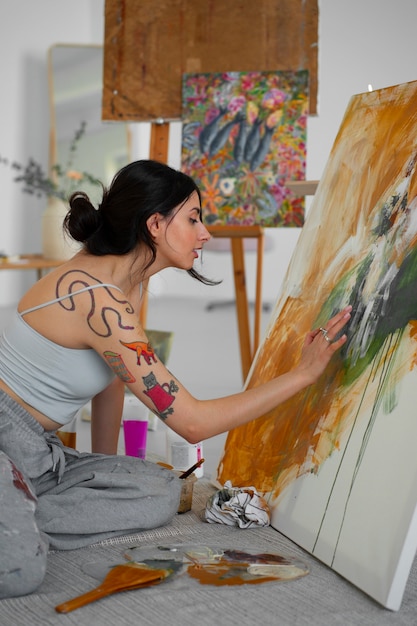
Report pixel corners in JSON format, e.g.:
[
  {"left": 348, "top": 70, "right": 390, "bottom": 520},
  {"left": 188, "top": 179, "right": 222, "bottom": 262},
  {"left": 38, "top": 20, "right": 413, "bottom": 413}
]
[{"left": 0, "top": 451, "right": 48, "bottom": 598}]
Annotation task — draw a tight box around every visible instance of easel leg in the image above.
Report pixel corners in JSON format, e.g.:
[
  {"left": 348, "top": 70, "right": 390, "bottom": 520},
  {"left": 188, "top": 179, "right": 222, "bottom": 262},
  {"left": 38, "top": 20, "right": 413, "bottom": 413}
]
[
  {"left": 140, "top": 122, "right": 170, "bottom": 328},
  {"left": 231, "top": 237, "right": 252, "bottom": 380},
  {"left": 207, "top": 225, "right": 265, "bottom": 382},
  {"left": 139, "top": 278, "right": 150, "bottom": 327},
  {"left": 253, "top": 231, "right": 264, "bottom": 354},
  {"left": 149, "top": 120, "right": 170, "bottom": 163}
]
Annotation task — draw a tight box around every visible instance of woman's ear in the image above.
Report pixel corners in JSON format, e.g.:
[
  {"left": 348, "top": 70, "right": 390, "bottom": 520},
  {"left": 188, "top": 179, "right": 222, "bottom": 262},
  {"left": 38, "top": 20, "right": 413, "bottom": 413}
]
[{"left": 146, "top": 213, "right": 163, "bottom": 238}]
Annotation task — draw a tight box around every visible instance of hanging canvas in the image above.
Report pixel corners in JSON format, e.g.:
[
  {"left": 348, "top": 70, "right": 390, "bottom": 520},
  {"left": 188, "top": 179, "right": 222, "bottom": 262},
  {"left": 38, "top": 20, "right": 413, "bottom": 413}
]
[
  {"left": 217, "top": 79, "right": 417, "bottom": 610},
  {"left": 181, "top": 70, "right": 308, "bottom": 227}
]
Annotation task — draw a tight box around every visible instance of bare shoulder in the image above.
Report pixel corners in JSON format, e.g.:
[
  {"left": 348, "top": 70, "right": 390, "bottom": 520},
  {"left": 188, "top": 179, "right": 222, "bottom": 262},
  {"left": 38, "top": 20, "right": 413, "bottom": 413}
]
[
  {"left": 19, "top": 264, "right": 142, "bottom": 349},
  {"left": 51, "top": 268, "right": 140, "bottom": 338}
]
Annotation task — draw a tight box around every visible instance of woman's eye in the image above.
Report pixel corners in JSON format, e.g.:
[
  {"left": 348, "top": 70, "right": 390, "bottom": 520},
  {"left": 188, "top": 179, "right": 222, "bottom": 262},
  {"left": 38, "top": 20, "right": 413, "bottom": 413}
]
[{"left": 190, "top": 218, "right": 198, "bottom": 224}]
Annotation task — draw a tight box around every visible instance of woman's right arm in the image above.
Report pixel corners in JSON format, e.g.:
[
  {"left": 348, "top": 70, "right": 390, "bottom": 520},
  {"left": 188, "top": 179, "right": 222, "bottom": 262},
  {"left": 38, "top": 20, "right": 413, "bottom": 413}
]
[{"left": 84, "top": 289, "right": 351, "bottom": 444}]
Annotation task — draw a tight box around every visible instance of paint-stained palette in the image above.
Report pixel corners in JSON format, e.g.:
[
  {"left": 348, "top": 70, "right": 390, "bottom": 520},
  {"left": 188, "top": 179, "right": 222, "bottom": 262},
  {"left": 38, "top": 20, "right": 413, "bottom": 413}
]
[{"left": 124, "top": 544, "right": 309, "bottom": 586}]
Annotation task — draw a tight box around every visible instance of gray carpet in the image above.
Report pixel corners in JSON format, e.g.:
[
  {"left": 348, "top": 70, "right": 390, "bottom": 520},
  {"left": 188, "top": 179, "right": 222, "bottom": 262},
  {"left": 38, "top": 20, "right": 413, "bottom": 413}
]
[{"left": 1, "top": 480, "right": 416, "bottom": 626}]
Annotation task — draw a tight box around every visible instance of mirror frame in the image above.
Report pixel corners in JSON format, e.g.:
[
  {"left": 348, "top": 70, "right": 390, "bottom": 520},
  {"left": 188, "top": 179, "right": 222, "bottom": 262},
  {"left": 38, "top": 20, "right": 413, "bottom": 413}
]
[{"left": 48, "top": 43, "right": 131, "bottom": 188}]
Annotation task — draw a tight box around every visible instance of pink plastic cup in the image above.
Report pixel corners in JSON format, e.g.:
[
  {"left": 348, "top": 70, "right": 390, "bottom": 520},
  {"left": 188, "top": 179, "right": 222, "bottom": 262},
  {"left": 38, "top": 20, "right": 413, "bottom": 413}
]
[{"left": 123, "top": 396, "right": 148, "bottom": 459}]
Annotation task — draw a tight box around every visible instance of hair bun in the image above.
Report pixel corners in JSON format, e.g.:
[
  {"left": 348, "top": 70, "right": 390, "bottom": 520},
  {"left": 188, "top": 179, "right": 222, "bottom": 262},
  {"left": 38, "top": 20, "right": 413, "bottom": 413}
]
[{"left": 64, "top": 192, "right": 100, "bottom": 243}]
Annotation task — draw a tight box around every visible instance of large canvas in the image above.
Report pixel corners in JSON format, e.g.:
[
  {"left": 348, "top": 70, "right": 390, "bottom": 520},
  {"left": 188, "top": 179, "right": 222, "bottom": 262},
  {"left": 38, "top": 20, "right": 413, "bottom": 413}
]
[
  {"left": 181, "top": 71, "right": 308, "bottom": 227},
  {"left": 217, "top": 80, "right": 417, "bottom": 610}
]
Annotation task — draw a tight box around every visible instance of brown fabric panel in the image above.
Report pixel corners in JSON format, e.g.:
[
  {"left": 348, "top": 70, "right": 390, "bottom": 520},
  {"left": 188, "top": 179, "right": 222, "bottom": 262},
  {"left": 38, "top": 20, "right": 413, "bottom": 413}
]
[{"left": 102, "top": 0, "right": 318, "bottom": 121}]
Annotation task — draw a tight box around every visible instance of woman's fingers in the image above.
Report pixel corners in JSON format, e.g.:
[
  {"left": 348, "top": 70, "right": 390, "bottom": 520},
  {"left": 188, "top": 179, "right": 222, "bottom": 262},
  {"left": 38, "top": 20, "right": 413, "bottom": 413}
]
[{"left": 318, "top": 306, "right": 352, "bottom": 345}]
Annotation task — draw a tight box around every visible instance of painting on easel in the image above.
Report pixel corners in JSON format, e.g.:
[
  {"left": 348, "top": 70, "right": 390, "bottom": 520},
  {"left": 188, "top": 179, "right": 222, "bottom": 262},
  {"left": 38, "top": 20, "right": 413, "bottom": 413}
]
[
  {"left": 217, "top": 79, "right": 417, "bottom": 610},
  {"left": 181, "top": 70, "right": 308, "bottom": 227}
]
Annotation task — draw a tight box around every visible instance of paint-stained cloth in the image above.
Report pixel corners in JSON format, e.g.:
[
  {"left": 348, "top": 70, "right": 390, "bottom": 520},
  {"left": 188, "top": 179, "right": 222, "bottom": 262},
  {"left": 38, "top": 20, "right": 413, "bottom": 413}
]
[{"left": 205, "top": 480, "right": 270, "bottom": 528}]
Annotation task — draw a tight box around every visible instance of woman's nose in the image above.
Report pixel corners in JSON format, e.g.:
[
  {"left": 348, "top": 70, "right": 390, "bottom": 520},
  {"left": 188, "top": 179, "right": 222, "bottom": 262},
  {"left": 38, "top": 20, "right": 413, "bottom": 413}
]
[{"left": 200, "top": 224, "right": 211, "bottom": 242}]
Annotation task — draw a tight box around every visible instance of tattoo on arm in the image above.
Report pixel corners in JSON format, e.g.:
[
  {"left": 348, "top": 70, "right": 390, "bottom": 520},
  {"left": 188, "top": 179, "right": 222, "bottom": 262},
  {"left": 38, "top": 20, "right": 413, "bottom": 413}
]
[
  {"left": 120, "top": 340, "right": 157, "bottom": 365},
  {"left": 142, "top": 371, "right": 179, "bottom": 420},
  {"left": 56, "top": 270, "right": 135, "bottom": 337},
  {"left": 103, "top": 351, "right": 136, "bottom": 383}
]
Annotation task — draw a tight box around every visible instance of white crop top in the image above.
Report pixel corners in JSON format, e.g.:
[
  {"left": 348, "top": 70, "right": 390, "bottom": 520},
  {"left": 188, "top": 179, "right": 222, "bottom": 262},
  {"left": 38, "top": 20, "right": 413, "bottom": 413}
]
[{"left": 0, "top": 284, "right": 122, "bottom": 425}]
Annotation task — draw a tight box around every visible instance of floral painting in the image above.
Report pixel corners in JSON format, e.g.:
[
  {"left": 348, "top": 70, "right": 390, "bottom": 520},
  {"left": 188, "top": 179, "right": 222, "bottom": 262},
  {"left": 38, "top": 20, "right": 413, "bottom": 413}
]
[
  {"left": 181, "top": 71, "right": 308, "bottom": 227},
  {"left": 217, "top": 79, "right": 417, "bottom": 610}
]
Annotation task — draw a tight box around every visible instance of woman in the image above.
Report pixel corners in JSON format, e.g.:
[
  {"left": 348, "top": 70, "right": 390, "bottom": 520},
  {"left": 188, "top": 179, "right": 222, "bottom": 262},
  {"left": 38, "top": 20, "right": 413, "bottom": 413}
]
[{"left": 0, "top": 160, "right": 351, "bottom": 597}]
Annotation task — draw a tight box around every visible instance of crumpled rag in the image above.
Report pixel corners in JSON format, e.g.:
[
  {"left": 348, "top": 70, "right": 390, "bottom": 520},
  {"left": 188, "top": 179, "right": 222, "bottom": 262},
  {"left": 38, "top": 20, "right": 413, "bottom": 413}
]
[{"left": 205, "top": 480, "right": 270, "bottom": 528}]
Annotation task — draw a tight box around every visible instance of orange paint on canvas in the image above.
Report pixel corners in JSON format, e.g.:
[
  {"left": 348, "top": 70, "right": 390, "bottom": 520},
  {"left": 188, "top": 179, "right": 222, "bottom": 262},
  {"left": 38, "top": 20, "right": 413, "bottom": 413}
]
[{"left": 217, "top": 81, "right": 417, "bottom": 505}]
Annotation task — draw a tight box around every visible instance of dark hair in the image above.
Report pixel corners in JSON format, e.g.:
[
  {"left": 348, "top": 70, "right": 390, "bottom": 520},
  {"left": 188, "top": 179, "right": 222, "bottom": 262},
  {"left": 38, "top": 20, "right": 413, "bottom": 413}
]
[{"left": 64, "top": 159, "right": 219, "bottom": 285}]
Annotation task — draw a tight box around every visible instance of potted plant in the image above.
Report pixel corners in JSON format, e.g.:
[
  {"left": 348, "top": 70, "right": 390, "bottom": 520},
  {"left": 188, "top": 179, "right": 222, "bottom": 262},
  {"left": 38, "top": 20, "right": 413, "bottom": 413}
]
[{"left": 0, "top": 121, "right": 102, "bottom": 260}]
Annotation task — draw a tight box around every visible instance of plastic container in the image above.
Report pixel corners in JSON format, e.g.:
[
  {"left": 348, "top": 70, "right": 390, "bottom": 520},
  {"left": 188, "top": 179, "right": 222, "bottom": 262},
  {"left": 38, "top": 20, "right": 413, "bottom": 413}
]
[
  {"left": 166, "top": 430, "right": 204, "bottom": 478},
  {"left": 175, "top": 471, "right": 198, "bottom": 513},
  {"left": 122, "top": 394, "right": 148, "bottom": 458},
  {"left": 57, "top": 412, "right": 78, "bottom": 449}
]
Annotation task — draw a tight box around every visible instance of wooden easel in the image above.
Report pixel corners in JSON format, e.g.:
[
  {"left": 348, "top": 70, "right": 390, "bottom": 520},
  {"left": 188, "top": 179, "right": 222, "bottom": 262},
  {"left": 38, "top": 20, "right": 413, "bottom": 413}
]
[
  {"left": 141, "top": 122, "right": 264, "bottom": 381},
  {"left": 104, "top": 1, "right": 318, "bottom": 379},
  {"left": 207, "top": 225, "right": 264, "bottom": 381},
  {"left": 139, "top": 121, "right": 170, "bottom": 328}
]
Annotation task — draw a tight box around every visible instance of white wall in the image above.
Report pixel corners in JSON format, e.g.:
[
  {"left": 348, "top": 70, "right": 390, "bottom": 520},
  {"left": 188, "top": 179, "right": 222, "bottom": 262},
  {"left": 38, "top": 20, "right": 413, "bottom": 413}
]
[
  {"left": 1, "top": 0, "right": 417, "bottom": 307},
  {"left": 0, "top": 0, "right": 104, "bottom": 305}
]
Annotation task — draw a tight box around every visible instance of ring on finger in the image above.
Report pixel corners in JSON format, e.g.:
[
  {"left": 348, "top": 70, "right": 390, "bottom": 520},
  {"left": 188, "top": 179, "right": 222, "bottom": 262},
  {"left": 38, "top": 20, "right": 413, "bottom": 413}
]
[{"left": 319, "top": 327, "right": 332, "bottom": 343}]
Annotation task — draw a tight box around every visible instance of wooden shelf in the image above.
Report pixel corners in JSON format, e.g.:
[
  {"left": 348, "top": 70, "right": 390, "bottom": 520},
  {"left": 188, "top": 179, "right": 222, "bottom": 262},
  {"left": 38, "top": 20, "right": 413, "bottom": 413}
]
[
  {"left": 0, "top": 254, "right": 65, "bottom": 279},
  {"left": 286, "top": 180, "right": 319, "bottom": 196}
]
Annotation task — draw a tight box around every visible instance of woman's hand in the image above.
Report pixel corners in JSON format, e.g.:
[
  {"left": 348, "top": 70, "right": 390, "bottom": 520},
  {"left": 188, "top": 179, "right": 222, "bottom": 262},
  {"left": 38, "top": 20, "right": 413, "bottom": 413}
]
[{"left": 296, "top": 305, "right": 352, "bottom": 385}]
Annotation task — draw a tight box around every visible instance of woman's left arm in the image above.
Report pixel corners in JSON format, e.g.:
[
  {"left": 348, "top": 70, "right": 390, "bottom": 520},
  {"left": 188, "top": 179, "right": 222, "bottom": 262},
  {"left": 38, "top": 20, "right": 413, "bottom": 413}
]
[{"left": 91, "top": 376, "right": 125, "bottom": 454}]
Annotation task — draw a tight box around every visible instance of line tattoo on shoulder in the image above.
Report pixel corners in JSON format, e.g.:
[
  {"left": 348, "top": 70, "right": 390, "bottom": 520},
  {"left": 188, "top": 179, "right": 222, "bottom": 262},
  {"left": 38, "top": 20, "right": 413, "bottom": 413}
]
[{"left": 55, "top": 270, "right": 135, "bottom": 337}]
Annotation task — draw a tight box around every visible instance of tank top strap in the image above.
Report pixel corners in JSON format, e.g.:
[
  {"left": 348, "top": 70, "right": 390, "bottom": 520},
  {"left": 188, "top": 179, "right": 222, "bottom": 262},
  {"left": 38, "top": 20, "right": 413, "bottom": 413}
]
[{"left": 19, "top": 283, "right": 123, "bottom": 317}]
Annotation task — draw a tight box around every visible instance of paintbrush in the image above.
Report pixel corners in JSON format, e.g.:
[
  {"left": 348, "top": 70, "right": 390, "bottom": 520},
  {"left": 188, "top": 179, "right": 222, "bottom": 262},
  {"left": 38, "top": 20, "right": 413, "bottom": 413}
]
[
  {"left": 179, "top": 458, "right": 205, "bottom": 480},
  {"left": 55, "top": 562, "right": 172, "bottom": 613}
]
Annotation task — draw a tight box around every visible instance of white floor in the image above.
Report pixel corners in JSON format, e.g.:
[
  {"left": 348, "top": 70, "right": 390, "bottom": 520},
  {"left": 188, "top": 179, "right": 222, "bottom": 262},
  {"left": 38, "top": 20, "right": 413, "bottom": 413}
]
[{"left": 0, "top": 295, "right": 272, "bottom": 481}]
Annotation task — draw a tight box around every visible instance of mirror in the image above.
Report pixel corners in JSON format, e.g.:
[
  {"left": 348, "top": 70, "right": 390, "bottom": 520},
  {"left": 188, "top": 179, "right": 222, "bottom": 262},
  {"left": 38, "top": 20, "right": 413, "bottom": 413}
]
[{"left": 48, "top": 44, "right": 130, "bottom": 202}]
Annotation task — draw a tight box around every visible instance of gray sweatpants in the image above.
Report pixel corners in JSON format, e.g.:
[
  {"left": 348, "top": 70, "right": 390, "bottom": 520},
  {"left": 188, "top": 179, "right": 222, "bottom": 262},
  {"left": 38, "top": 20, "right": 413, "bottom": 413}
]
[{"left": 0, "top": 390, "right": 181, "bottom": 598}]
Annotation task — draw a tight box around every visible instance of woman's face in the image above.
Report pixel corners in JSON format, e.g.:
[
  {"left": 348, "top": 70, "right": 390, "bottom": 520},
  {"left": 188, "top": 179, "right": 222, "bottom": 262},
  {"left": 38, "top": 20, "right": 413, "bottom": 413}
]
[{"left": 157, "top": 191, "right": 211, "bottom": 270}]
